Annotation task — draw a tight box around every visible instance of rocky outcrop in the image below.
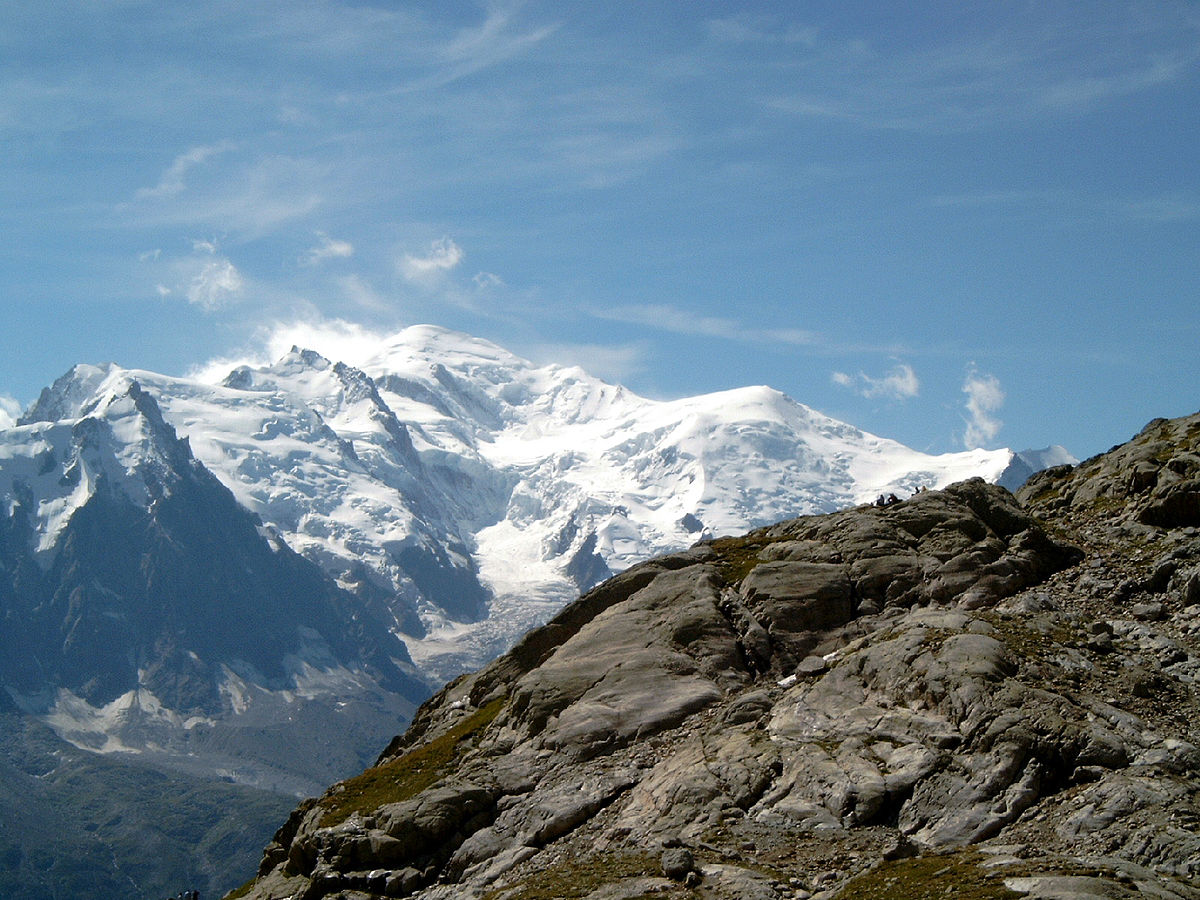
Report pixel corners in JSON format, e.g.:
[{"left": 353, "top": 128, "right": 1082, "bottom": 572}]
[
  {"left": 1021, "top": 413, "right": 1200, "bottom": 531},
  {"left": 231, "top": 412, "right": 1200, "bottom": 900}
]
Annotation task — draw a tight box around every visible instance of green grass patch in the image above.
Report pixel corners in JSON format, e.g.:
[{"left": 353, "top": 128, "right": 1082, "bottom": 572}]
[
  {"left": 834, "top": 851, "right": 1022, "bottom": 900},
  {"left": 709, "top": 533, "right": 783, "bottom": 585},
  {"left": 319, "top": 697, "right": 505, "bottom": 828},
  {"left": 481, "top": 850, "right": 682, "bottom": 900},
  {"left": 222, "top": 878, "right": 255, "bottom": 900},
  {"left": 984, "top": 612, "right": 1077, "bottom": 656}
]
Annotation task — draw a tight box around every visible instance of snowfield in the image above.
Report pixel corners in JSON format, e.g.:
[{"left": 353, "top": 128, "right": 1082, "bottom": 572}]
[{"left": 11, "top": 324, "right": 1019, "bottom": 681}]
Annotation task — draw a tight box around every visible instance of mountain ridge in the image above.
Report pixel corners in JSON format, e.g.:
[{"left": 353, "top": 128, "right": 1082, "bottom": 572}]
[
  {"left": 0, "top": 325, "right": 1075, "bottom": 898},
  {"left": 232, "top": 408, "right": 1200, "bottom": 900},
  {"left": 7, "top": 325, "right": 1035, "bottom": 694}
]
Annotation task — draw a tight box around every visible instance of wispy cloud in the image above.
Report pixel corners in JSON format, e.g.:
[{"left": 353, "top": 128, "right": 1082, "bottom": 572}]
[
  {"left": 188, "top": 318, "right": 398, "bottom": 383},
  {"left": 302, "top": 231, "right": 354, "bottom": 266},
  {"left": 134, "top": 142, "right": 234, "bottom": 201},
  {"left": 832, "top": 363, "right": 919, "bottom": 400},
  {"left": 962, "top": 368, "right": 1005, "bottom": 448},
  {"left": 595, "top": 304, "right": 816, "bottom": 347},
  {"left": 186, "top": 256, "right": 244, "bottom": 311},
  {"left": 0, "top": 394, "right": 21, "bottom": 429},
  {"left": 334, "top": 274, "right": 391, "bottom": 312},
  {"left": 928, "top": 190, "right": 1044, "bottom": 209},
  {"left": 255, "top": 318, "right": 392, "bottom": 368},
  {"left": 123, "top": 152, "right": 328, "bottom": 239},
  {"left": 402, "top": 6, "right": 561, "bottom": 92},
  {"left": 1119, "top": 194, "right": 1200, "bottom": 224},
  {"left": 706, "top": 15, "right": 817, "bottom": 47},
  {"left": 527, "top": 340, "right": 649, "bottom": 385},
  {"left": 188, "top": 316, "right": 649, "bottom": 393},
  {"left": 929, "top": 188, "right": 1200, "bottom": 226},
  {"left": 400, "top": 237, "right": 464, "bottom": 282},
  {"left": 762, "top": 9, "right": 1200, "bottom": 132},
  {"left": 143, "top": 240, "right": 245, "bottom": 311}
]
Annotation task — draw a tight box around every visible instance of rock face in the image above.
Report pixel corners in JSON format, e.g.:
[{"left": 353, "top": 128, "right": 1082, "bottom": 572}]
[
  {"left": 233, "top": 411, "right": 1200, "bottom": 900},
  {"left": 0, "top": 381, "right": 428, "bottom": 794}
]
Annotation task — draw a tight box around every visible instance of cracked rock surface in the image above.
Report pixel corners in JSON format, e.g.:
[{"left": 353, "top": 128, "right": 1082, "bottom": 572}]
[{"left": 233, "top": 411, "right": 1200, "bottom": 900}]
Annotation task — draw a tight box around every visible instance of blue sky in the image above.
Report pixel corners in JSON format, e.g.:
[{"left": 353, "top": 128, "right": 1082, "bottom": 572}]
[{"left": 1, "top": 1, "right": 1197, "bottom": 459}]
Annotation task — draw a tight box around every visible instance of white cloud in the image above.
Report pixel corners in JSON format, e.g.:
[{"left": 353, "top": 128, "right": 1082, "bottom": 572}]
[
  {"left": 0, "top": 394, "right": 22, "bottom": 429},
  {"left": 400, "top": 237, "right": 464, "bottom": 281},
  {"left": 1121, "top": 194, "right": 1200, "bottom": 224},
  {"left": 303, "top": 231, "right": 354, "bottom": 266},
  {"left": 259, "top": 319, "right": 389, "bottom": 369},
  {"left": 831, "top": 363, "right": 919, "bottom": 400},
  {"left": 765, "top": 9, "right": 1200, "bottom": 133},
  {"left": 411, "top": 7, "right": 561, "bottom": 91},
  {"left": 135, "top": 142, "right": 234, "bottom": 201},
  {"left": 335, "top": 274, "right": 392, "bottom": 312},
  {"left": 187, "top": 352, "right": 265, "bottom": 385},
  {"left": 705, "top": 15, "right": 817, "bottom": 47},
  {"left": 186, "top": 257, "right": 244, "bottom": 310},
  {"left": 123, "top": 153, "right": 326, "bottom": 240},
  {"left": 527, "top": 341, "right": 648, "bottom": 385},
  {"left": 595, "top": 304, "right": 816, "bottom": 347},
  {"left": 187, "top": 317, "right": 391, "bottom": 384},
  {"left": 929, "top": 189, "right": 1200, "bottom": 225},
  {"left": 962, "top": 368, "right": 1004, "bottom": 448},
  {"left": 138, "top": 238, "right": 245, "bottom": 311}
]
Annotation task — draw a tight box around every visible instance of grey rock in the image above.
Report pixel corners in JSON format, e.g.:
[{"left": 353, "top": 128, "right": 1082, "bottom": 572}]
[
  {"left": 661, "top": 847, "right": 695, "bottom": 879},
  {"left": 1087, "top": 632, "right": 1115, "bottom": 653},
  {"left": 741, "top": 562, "right": 855, "bottom": 637},
  {"left": 795, "top": 656, "right": 829, "bottom": 677},
  {"left": 697, "top": 864, "right": 784, "bottom": 900},
  {"left": 234, "top": 416, "right": 1200, "bottom": 900},
  {"left": 856, "top": 598, "right": 883, "bottom": 615},
  {"left": 1130, "top": 601, "right": 1165, "bottom": 621},
  {"left": 1182, "top": 569, "right": 1200, "bottom": 606}
]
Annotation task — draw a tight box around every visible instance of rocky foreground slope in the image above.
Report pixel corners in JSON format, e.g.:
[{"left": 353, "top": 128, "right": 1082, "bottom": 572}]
[{"left": 231, "top": 412, "right": 1200, "bottom": 900}]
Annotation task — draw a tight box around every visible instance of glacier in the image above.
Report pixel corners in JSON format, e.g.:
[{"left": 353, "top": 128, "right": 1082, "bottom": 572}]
[
  {"left": 0, "top": 324, "right": 1067, "bottom": 796},
  {"left": 9, "top": 324, "right": 1024, "bottom": 688}
]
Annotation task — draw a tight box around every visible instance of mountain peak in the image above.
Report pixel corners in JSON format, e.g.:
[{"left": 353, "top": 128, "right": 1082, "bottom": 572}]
[
  {"left": 19, "top": 361, "right": 122, "bottom": 425},
  {"left": 0, "top": 328, "right": 1129, "bottom": 899},
  {"left": 365, "top": 324, "right": 535, "bottom": 379},
  {"left": 4, "top": 329, "right": 1034, "bottom": 685},
  {"left": 280, "top": 345, "right": 335, "bottom": 372}
]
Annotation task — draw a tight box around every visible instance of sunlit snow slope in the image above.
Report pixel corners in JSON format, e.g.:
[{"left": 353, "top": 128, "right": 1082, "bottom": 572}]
[{"left": 10, "top": 325, "right": 1015, "bottom": 685}]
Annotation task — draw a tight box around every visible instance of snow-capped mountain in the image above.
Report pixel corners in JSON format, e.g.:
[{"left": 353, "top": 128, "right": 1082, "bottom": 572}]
[
  {"left": 1, "top": 324, "right": 1031, "bottom": 787},
  {"left": 996, "top": 444, "right": 1078, "bottom": 492},
  {"left": 0, "top": 379, "right": 429, "bottom": 796}
]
